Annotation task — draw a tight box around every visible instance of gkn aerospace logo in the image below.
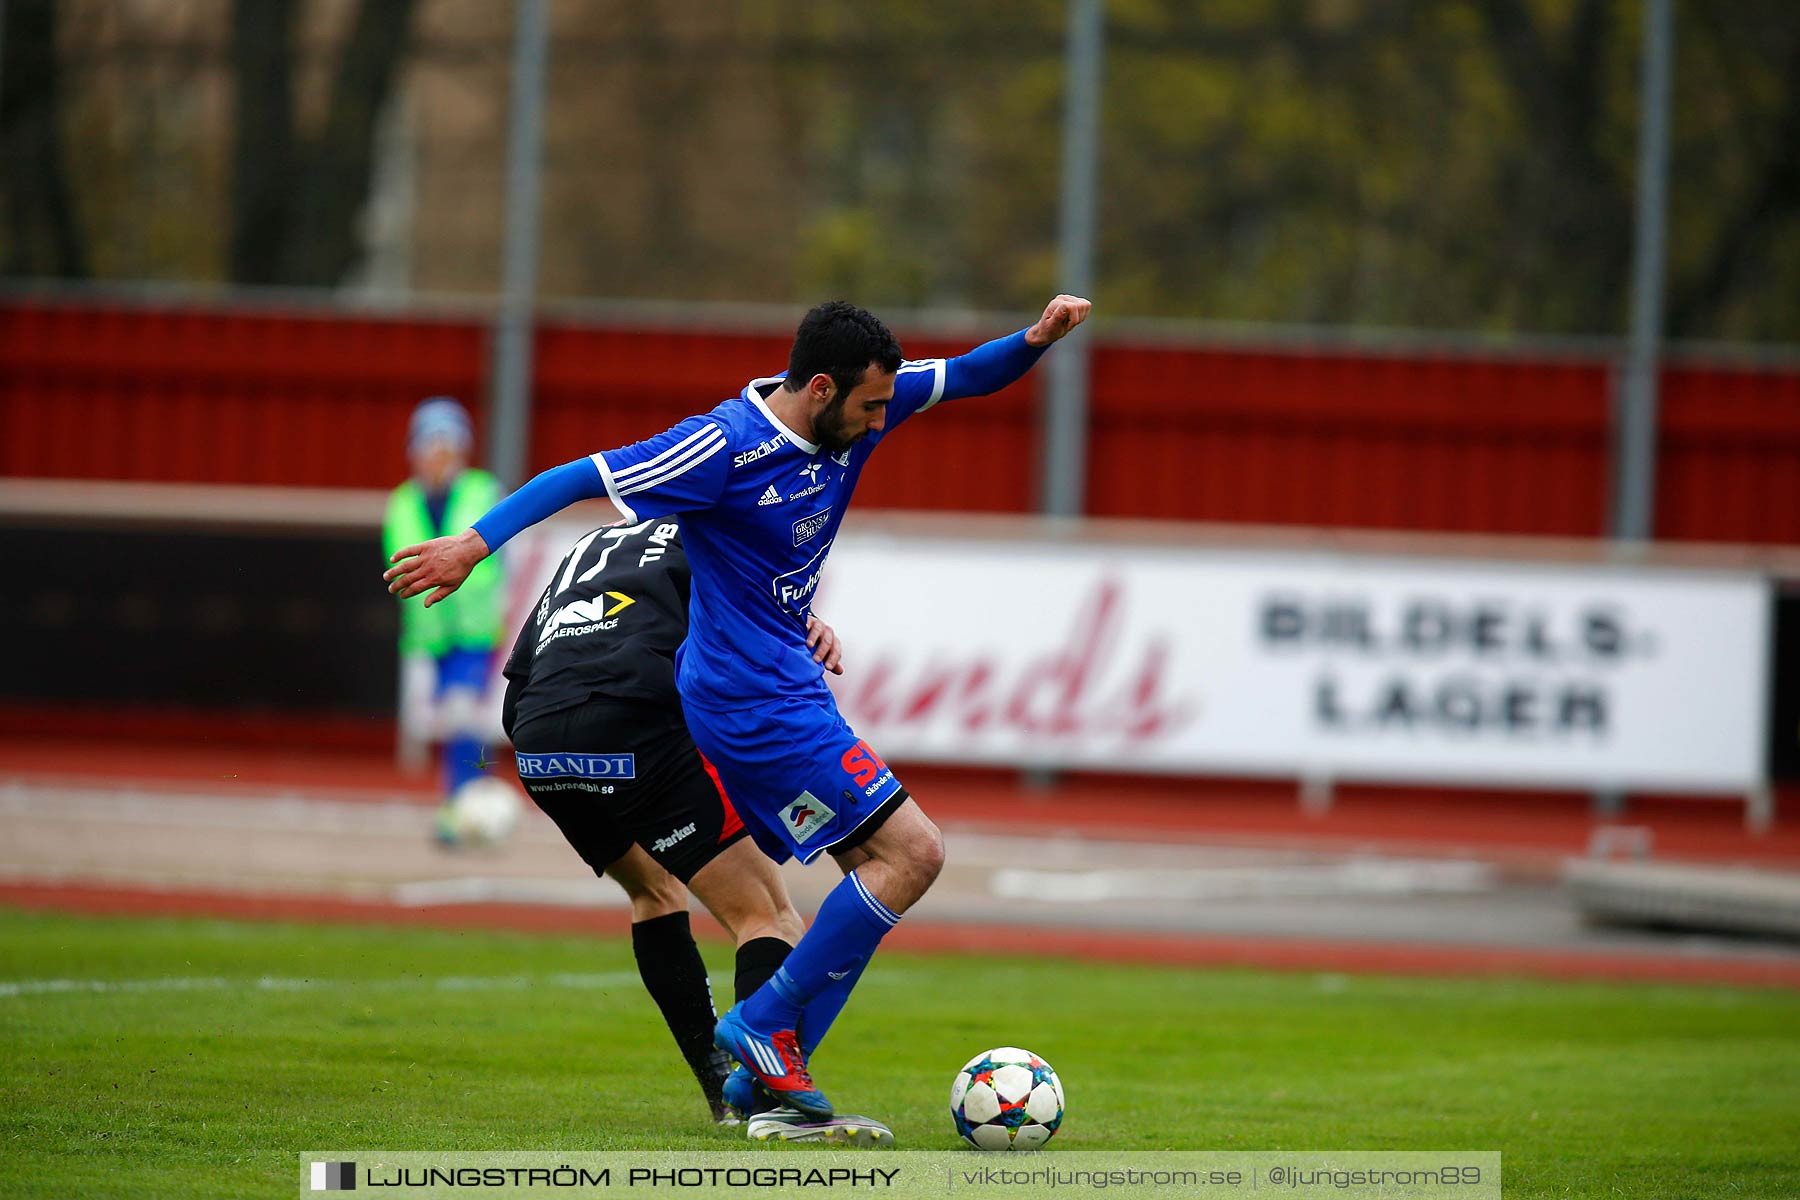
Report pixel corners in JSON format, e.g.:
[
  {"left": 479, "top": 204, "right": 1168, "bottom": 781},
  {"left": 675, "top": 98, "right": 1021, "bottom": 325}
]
[{"left": 536, "top": 592, "right": 635, "bottom": 648}]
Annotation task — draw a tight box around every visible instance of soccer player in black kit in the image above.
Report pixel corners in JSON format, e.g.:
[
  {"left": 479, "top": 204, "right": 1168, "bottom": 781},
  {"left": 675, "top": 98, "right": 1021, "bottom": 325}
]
[{"left": 500, "top": 517, "right": 890, "bottom": 1145}]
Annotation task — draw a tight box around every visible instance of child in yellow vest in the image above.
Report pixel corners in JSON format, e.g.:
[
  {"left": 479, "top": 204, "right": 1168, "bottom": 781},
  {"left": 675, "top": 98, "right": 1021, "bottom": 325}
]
[{"left": 383, "top": 397, "right": 506, "bottom": 838}]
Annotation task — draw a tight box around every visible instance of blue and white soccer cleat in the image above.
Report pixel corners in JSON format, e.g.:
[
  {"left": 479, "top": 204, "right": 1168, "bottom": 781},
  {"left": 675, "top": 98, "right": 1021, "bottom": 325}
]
[
  {"left": 721, "top": 1065, "right": 757, "bottom": 1121},
  {"left": 714, "top": 1005, "right": 832, "bottom": 1120}
]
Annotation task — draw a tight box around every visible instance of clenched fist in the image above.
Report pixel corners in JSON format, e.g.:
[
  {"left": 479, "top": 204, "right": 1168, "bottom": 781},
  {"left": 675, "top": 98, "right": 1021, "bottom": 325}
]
[{"left": 1025, "top": 294, "right": 1092, "bottom": 347}]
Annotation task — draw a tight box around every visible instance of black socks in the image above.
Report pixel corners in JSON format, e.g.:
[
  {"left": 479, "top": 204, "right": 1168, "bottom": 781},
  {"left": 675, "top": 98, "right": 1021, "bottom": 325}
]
[
  {"left": 733, "top": 936, "right": 794, "bottom": 1115},
  {"left": 629, "top": 917, "right": 797, "bottom": 1119},
  {"left": 631, "top": 912, "right": 730, "bottom": 1114},
  {"left": 734, "top": 936, "right": 792, "bottom": 1004}
]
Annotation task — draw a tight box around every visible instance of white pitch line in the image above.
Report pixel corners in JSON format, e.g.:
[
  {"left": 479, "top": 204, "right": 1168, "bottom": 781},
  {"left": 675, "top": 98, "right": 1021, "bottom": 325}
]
[
  {"left": 0, "top": 782, "right": 557, "bottom": 843},
  {"left": 990, "top": 858, "right": 1497, "bottom": 904},
  {"left": 389, "top": 877, "right": 632, "bottom": 909}
]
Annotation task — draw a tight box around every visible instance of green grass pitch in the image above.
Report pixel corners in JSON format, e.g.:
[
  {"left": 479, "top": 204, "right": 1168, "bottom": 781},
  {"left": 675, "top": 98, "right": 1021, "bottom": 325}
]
[{"left": 1, "top": 908, "right": 1796, "bottom": 1198}]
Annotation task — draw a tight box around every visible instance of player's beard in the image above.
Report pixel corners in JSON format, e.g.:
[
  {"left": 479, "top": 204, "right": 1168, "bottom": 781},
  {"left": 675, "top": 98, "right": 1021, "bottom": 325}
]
[{"left": 813, "top": 395, "right": 860, "bottom": 454}]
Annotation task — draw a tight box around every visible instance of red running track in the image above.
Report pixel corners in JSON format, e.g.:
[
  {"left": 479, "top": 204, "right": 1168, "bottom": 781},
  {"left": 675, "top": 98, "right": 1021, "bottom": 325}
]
[{"left": 2, "top": 736, "right": 1795, "bottom": 867}]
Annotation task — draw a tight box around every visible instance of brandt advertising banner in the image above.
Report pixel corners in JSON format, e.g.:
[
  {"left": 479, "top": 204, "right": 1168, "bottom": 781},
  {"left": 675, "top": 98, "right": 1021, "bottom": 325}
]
[{"left": 812, "top": 533, "right": 1770, "bottom": 793}]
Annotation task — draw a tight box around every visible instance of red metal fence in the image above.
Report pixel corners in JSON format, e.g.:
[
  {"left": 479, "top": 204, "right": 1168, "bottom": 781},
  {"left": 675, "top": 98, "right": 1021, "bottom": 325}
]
[{"left": 6, "top": 296, "right": 1799, "bottom": 542}]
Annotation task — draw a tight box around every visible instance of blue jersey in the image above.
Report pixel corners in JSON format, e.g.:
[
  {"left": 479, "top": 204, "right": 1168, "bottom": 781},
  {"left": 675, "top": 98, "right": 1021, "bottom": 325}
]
[
  {"left": 591, "top": 356, "right": 949, "bottom": 708},
  {"left": 470, "top": 327, "right": 1047, "bottom": 714}
]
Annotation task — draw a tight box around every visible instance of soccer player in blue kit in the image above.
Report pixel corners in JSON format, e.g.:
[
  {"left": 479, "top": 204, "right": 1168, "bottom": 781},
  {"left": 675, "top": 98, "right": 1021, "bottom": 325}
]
[{"left": 386, "top": 294, "right": 1091, "bottom": 1129}]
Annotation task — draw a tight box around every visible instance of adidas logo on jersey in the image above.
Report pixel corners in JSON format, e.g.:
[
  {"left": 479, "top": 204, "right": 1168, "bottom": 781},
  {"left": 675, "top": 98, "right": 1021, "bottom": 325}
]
[{"left": 757, "top": 485, "right": 783, "bottom": 506}]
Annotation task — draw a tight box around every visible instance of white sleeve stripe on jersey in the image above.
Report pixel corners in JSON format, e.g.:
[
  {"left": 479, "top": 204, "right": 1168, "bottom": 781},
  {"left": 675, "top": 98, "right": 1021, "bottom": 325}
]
[
  {"left": 589, "top": 452, "right": 638, "bottom": 525},
  {"left": 615, "top": 426, "right": 724, "bottom": 495},
  {"left": 618, "top": 433, "right": 726, "bottom": 498},
  {"left": 611, "top": 423, "right": 719, "bottom": 483},
  {"left": 914, "top": 358, "right": 947, "bottom": 411},
  {"left": 610, "top": 422, "right": 724, "bottom": 485}
]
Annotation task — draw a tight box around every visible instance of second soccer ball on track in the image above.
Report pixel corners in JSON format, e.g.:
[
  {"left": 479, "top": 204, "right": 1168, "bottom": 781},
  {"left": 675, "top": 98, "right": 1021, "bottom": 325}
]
[
  {"left": 441, "top": 777, "right": 524, "bottom": 847},
  {"left": 950, "top": 1047, "right": 1065, "bottom": 1150}
]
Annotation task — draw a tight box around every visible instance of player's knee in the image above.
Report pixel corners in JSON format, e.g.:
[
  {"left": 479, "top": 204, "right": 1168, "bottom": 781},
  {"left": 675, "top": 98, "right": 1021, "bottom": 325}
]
[
  {"left": 904, "top": 815, "right": 946, "bottom": 892},
  {"left": 736, "top": 885, "right": 803, "bottom": 944},
  {"left": 771, "top": 899, "right": 805, "bottom": 944},
  {"left": 716, "top": 887, "right": 803, "bottom": 945},
  {"left": 612, "top": 863, "right": 688, "bottom": 920},
  {"left": 631, "top": 894, "right": 683, "bottom": 923}
]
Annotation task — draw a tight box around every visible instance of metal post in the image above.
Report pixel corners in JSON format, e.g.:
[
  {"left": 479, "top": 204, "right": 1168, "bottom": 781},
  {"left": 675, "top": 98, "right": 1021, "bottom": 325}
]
[
  {"left": 487, "top": 0, "right": 552, "bottom": 490},
  {"left": 1609, "top": 0, "right": 1674, "bottom": 541},
  {"left": 1595, "top": 0, "right": 1674, "bottom": 823},
  {"left": 1038, "top": 0, "right": 1102, "bottom": 518},
  {"left": 1024, "top": 0, "right": 1104, "bottom": 794}
]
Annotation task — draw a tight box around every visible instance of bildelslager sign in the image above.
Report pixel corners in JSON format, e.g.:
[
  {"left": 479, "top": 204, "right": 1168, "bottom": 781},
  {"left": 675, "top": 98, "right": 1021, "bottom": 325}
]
[
  {"left": 813, "top": 535, "right": 1768, "bottom": 794},
  {"left": 1263, "top": 594, "right": 1631, "bottom": 737}
]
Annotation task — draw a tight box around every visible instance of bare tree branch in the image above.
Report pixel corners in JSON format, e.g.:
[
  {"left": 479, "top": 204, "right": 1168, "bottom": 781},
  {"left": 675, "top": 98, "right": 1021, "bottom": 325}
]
[
  {"left": 1667, "top": 19, "right": 1800, "bottom": 335},
  {"left": 284, "top": 0, "right": 418, "bottom": 286},
  {"left": 228, "top": 0, "right": 296, "bottom": 284},
  {"left": 1, "top": 0, "right": 89, "bottom": 277}
]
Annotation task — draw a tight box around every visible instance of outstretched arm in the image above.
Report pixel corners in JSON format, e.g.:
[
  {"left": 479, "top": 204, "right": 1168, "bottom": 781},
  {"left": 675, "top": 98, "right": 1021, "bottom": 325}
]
[
  {"left": 386, "top": 413, "right": 730, "bottom": 607},
  {"left": 385, "top": 458, "right": 618, "bottom": 606},
  {"left": 952, "top": 293, "right": 1092, "bottom": 399},
  {"left": 896, "top": 295, "right": 1093, "bottom": 420}
]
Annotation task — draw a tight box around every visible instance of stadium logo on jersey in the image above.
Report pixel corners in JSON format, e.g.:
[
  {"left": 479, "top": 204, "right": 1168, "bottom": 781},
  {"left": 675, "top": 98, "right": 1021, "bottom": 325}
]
[
  {"left": 791, "top": 508, "right": 831, "bottom": 547},
  {"left": 733, "top": 436, "right": 785, "bottom": 469},
  {"left": 780, "top": 790, "right": 835, "bottom": 843},
  {"left": 652, "top": 822, "right": 696, "bottom": 854},
  {"left": 537, "top": 592, "right": 636, "bottom": 648},
  {"left": 757, "top": 485, "right": 783, "bottom": 507},
  {"left": 515, "top": 752, "right": 637, "bottom": 779}
]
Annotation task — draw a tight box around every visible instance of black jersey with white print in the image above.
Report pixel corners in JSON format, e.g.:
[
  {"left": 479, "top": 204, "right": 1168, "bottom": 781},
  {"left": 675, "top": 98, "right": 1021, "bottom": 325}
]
[{"left": 502, "top": 519, "right": 690, "bottom": 727}]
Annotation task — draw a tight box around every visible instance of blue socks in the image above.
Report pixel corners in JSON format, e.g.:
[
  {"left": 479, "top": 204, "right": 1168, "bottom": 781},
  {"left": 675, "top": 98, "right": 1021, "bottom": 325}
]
[
  {"left": 800, "top": 959, "right": 868, "bottom": 1057},
  {"left": 740, "top": 870, "right": 897, "bottom": 1035}
]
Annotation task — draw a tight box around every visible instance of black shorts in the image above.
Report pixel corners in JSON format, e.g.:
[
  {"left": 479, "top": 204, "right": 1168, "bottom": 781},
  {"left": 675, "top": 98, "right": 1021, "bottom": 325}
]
[{"left": 507, "top": 697, "right": 747, "bottom": 884}]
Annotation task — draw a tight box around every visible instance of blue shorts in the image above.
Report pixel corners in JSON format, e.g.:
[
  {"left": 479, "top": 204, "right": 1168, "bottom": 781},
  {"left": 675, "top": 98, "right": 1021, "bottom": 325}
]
[
  {"left": 679, "top": 692, "right": 906, "bottom": 866},
  {"left": 434, "top": 646, "right": 491, "bottom": 697}
]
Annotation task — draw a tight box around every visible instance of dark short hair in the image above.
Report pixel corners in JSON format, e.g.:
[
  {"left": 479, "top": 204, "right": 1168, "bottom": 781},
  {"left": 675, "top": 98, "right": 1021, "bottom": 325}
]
[{"left": 784, "top": 301, "right": 903, "bottom": 399}]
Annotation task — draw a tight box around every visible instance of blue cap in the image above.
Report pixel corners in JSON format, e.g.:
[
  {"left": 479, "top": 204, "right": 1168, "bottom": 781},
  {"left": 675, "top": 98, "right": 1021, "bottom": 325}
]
[{"left": 408, "top": 396, "right": 472, "bottom": 454}]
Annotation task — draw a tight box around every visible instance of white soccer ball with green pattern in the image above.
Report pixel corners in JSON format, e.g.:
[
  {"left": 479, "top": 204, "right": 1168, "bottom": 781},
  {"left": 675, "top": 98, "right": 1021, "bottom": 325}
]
[
  {"left": 442, "top": 777, "right": 523, "bottom": 846},
  {"left": 949, "top": 1047, "right": 1065, "bottom": 1150}
]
